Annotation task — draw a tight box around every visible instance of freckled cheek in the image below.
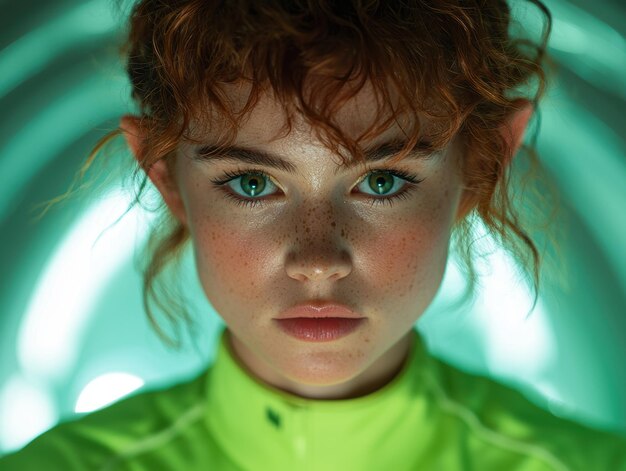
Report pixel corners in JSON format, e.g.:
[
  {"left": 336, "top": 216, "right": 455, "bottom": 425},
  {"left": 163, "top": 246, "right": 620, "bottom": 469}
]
[
  {"left": 190, "top": 216, "right": 270, "bottom": 306},
  {"left": 363, "top": 206, "right": 453, "bottom": 299},
  {"left": 366, "top": 229, "right": 440, "bottom": 287},
  {"left": 180, "top": 183, "right": 260, "bottom": 294},
  {"left": 185, "top": 211, "right": 275, "bottom": 325}
]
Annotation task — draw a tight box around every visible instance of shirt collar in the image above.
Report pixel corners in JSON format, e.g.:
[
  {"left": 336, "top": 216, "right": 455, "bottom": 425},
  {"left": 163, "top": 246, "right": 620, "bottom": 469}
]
[{"left": 204, "top": 325, "right": 433, "bottom": 470}]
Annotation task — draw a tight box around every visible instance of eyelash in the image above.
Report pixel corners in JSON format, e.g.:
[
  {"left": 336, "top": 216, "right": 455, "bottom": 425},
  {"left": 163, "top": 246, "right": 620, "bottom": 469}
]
[{"left": 209, "top": 167, "right": 425, "bottom": 209}]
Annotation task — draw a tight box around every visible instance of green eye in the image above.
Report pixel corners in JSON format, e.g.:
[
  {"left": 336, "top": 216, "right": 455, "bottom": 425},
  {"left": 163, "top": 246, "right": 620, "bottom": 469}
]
[
  {"left": 365, "top": 172, "right": 395, "bottom": 195},
  {"left": 353, "top": 170, "right": 416, "bottom": 206},
  {"left": 238, "top": 173, "right": 268, "bottom": 197}
]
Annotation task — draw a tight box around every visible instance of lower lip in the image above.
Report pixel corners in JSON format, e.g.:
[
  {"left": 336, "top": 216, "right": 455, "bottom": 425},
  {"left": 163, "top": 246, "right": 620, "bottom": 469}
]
[{"left": 274, "top": 318, "right": 366, "bottom": 342}]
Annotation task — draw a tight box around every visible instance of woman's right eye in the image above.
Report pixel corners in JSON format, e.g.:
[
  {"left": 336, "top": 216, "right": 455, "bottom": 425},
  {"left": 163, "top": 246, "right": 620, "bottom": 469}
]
[{"left": 210, "top": 169, "right": 279, "bottom": 208}]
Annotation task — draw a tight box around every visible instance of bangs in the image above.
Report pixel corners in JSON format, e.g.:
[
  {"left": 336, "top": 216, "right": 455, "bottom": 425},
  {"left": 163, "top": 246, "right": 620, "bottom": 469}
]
[{"left": 125, "top": 0, "right": 493, "bottom": 168}]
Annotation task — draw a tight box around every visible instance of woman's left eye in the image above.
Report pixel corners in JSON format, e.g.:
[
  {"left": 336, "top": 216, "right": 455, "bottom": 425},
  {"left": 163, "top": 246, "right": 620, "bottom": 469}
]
[{"left": 209, "top": 168, "right": 425, "bottom": 209}]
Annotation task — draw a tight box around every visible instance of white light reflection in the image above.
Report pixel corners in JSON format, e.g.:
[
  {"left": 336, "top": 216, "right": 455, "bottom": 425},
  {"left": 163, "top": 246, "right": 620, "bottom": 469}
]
[
  {"left": 17, "top": 187, "right": 155, "bottom": 382},
  {"left": 75, "top": 372, "right": 145, "bottom": 414},
  {"left": 422, "top": 216, "right": 557, "bottom": 401},
  {"left": 0, "top": 374, "right": 57, "bottom": 453}
]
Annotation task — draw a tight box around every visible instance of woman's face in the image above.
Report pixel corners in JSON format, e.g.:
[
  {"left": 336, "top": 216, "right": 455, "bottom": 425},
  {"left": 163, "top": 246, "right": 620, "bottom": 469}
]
[{"left": 171, "top": 82, "right": 467, "bottom": 400}]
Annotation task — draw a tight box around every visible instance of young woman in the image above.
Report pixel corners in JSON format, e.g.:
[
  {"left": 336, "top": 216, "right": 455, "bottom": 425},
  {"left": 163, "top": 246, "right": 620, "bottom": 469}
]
[{"left": 2, "top": 0, "right": 625, "bottom": 469}]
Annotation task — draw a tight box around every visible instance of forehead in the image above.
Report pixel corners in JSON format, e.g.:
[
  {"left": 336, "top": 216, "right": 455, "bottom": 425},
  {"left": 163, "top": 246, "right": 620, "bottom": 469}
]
[{"left": 186, "top": 78, "right": 432, "bottom": 148}]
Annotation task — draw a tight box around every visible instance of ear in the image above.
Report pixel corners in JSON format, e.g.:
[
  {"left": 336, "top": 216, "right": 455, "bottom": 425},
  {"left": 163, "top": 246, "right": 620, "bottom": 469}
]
[
  {"left": 454, "top": 99, "right": 534, "bottom": 223},
  {"left": 120, "top": 114, "right": 188, "bottom": 227},
  {"left": 500, "top": 98, "right": 534, "bottom": 166}
]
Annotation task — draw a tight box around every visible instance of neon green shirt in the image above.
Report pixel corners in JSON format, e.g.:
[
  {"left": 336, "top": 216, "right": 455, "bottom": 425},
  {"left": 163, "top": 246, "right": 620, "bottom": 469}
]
[{"left": 1, "top": 326, "right": 625, "bottom": 470}]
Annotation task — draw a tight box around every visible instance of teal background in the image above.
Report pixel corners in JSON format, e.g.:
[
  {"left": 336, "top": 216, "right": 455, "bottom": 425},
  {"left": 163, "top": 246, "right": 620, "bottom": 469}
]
[{"left": 0, "top": 0, "right": 624, "bottom": 455}]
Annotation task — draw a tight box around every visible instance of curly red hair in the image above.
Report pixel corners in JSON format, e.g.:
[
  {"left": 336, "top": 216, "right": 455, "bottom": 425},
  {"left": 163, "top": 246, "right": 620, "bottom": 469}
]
[{"left": 39, "top": 0, "right": 557, "bottom": 348}]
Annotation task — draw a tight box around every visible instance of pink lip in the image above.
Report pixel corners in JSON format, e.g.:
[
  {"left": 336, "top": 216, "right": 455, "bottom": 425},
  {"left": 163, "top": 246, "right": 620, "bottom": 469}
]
[
  {"left": 274, "top": 317, "right": 366, "bottom": 342},
  {"left": 275, "top": 300, "right": 364, "bottom": 320}
]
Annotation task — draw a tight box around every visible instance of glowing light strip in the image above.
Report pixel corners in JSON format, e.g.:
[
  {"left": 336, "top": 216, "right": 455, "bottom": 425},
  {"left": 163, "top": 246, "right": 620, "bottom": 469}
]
[
  {"left": 0, "top": 71, "right": 128, "bottom": 223},
  {"left": 0, "top": 0, "right": 121, "bottom": 99},
  {"left": 17, "top": 187, "right": 156, "bottom": 381},
  {"left": 421, "top": 216, "right": 555, "bottom": 393}
]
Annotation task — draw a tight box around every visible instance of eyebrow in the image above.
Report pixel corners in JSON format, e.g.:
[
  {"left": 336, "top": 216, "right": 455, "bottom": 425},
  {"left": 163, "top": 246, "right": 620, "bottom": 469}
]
[{"left": 192, "top": 139, "right": 442, "bottom": 177}]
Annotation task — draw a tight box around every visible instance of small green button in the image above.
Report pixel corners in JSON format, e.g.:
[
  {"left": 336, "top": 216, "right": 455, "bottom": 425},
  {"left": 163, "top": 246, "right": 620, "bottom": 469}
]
[{"left": 266, "top": 407, "right": 281, "bottom": 429}]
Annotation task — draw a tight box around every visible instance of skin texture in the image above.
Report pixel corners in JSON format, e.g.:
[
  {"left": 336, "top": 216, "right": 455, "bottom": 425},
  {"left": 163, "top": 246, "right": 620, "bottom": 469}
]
[{"left": 120, "top": 81, "right": 532, "bottom": 400}]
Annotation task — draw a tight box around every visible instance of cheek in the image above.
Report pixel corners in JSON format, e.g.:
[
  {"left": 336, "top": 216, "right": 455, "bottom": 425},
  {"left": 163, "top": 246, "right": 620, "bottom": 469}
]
[
  {"left": 364, "top": 211, "right": 450, "bottom": 298},
  {"left": 192, "top": 220, "right": 268, "bottom": 305},
  {"left": 362, "top": 186, "right": 458, "bottom": 304},
  {"left": 179, "top": 176, "right": 267, "bottom": 309}
]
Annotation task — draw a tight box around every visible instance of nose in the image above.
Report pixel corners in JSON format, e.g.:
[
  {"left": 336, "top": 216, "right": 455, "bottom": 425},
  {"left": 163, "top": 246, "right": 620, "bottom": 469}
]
[
  {"left": 285, "top": 224, "right": 352, "bottom": 283},
  {"left": 286, "top": 253, "right": 352, "bottom": 282}
]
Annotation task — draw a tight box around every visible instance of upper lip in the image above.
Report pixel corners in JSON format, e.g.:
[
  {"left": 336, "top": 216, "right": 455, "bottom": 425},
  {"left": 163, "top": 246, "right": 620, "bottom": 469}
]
[{"left": 275, "top": 300, "right": 364, "bottom": 319}]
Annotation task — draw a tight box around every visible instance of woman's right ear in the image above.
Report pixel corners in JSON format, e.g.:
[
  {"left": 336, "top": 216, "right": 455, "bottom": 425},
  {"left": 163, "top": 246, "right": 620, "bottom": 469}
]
[
  {"left": 120, "top": 114, "right": 144, "bottom": 161},
  {"left": 119, "top": 114, "right": 188, "bottom": 227}
]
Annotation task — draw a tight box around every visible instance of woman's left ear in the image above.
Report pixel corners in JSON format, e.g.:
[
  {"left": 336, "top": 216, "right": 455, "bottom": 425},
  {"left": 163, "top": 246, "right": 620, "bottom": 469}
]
[
  {"left": 454, "top": 99, "right": 534, "bottom": 224},
  {"left": 500, "top": 99, "right": 534, "bottom": 166}
]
